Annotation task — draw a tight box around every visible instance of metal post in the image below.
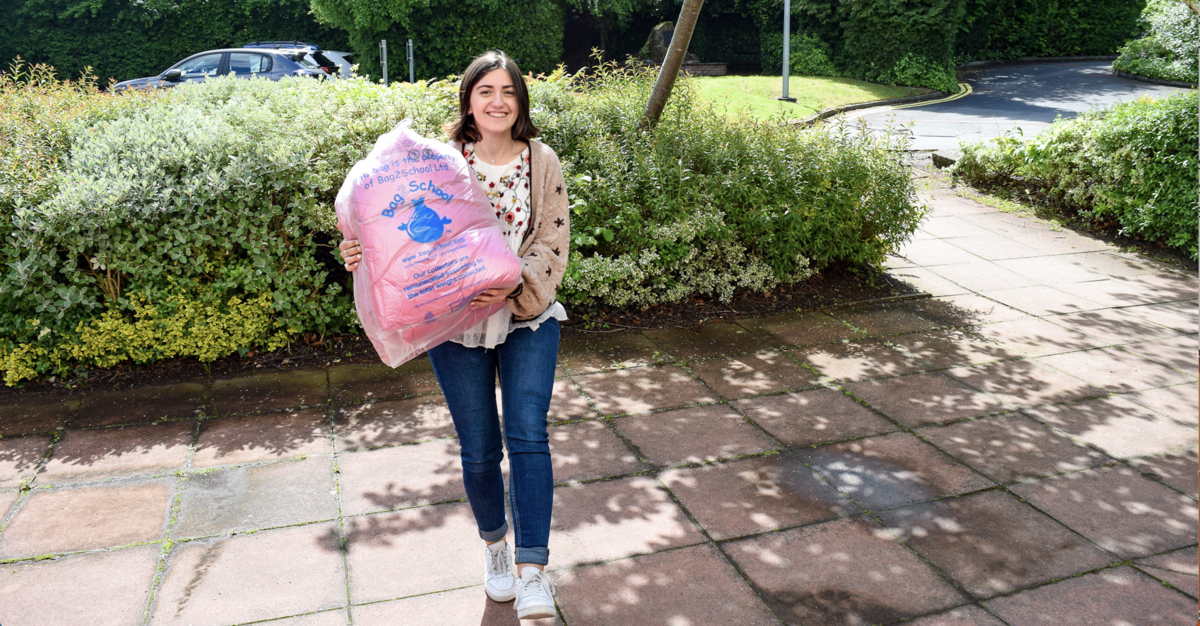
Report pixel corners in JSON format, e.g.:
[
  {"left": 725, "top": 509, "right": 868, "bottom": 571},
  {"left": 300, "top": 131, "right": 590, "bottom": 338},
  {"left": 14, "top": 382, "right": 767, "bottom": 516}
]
[
  {"left": 407, "top": 39, "right": 414, "bottom": 83},
  {"left": 779, "top": 0, "right": 795, "bottom": 102},
  {"left": 380, "top": 40, "right": 388, "bottom": 85}
]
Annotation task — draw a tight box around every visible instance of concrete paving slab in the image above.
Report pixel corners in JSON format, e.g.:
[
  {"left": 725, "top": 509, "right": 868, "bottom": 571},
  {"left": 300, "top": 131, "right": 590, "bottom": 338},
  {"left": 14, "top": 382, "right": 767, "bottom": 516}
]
[
  {"left": 1047, "top": 308, "right": 1183, "bottom": 346},
  {"left": 919, "top": 412, "right": 1109, "bottom": 483},
  {"left": 548, "top": 476, "right": 705, "bottom": 569},
  {"left": 328, "top": 359, "right": 439, "bottom": 404},
  {"left": 0, "top": 490, "right": 17, "bottom": 518},
  {"left": 845, "top": 371, "right": 1005, "bottom": 427},
  {"left": 555, "top": 543, "right": 778, "bottom": 626},
  {"left": 888, "top": 266, "right": 975, "bottom": 297},
  {"left": 1122, "top": 300, "right": 1200, "bottom": 334},
  {"left": 896, "top": 239, "right": 980, "bottom": 266},
  {"left": 192, "top": 408, "right": 332, "bottom": 468},
  {"left": 343, "top": 501, "right": 482, "bottom": 603},
  {"left": 1057, "top": 277, "right": 1192, "bottom": 308},
  {"left": 904, "top": 605, "right": 1007, "bottom": 625},
  {"left": 1028, "top": 396, "right": 1198, "bottom": 459},
  {"left": 39, "top": 421, "right": 192, "bottom": 483},
  {"left": 661, "top": 454, "right": 850, "bottom": 540},
  {"left": 174, "top": 457, "right": 338, "bottom": 538},
  {"left": 353, "top": 585, "right": 556, "bottom": 626},
  {"left": 795, "top": 432, "right": 993, "bottom": 511},
  {"left": 1121, "top": 334, "right": 1200, "bottom": 376},
  {"left": 1038, "top": 348, "right": 1194, "bottom": 393},
  {"left": 548, "top": 420, "right": 643, "bottom": 483},
  {"left": 929, "top": 260, "right": 1041, "bottom": 292},
  {"left": 337, "top": 438, "right": 464, "bottom": 515},
  {"left": 0, "top": 480, "right": 171, "bottom": 557},
  {"left": 1137, "top": 546, "right": 1199, "bottom": 599},
  {"left": 887, "top": 328, "right": 1021, "bottom": 369},
  {"left": 920, "top": 215, "right": 998, "bottom": 239},
  {"left": 831, "top": 302, "right": 948, "bottom": 336},
  {"left": 1125, "top": 384, "right": 1200, "bottom": 433},
  {"left": 945, "top": 235, "right": 1043, "bottom": 261},
  {"left": 945, "top": 359, "right": 1106, "bottom": 409},
  {"left": 916, "top": 294, "right": 1028, "bottom": 326},
  {"left": 334, "top": 395, "right": 454, "bottom": 451},
  {"left": 210, "top": 369, "right": 328, "bottom": 415},
  {"left": 615, "top": 404, "right": 779, "bottom": 467},
  {"left": 151, "top": 523, "right": 345, "bottom": 626},
  {"left": 793, "top": 339, "right": 926, "bottom": 382},
  {"left": 546, "top": 378, "right": 599, "bottom": 421},
  {"left": 725, "top": 517, "right": 967, "bottom": 625},
  {"left": 0, "top": 544, "right": 160, "bottom": 626},
  {"left": 261, "top": 610, "right": 351, "bottom": 626},
  {"left": 992, "top": 256, "right": 1112, "bottom": 284},
  {"left": 1128, "top": 449, "right": 1200, "bottom": 499},
  {"left": 737, "top": 310, "right": 863, "bottom": 347},
  {"left": 0, "top": 435, "right": 51, "bottom": 488},
  {"left": 557, "top": 332, "right": 660, "bottom": 374},
  {"left": 1011, "top": 465, "right": 1199, "bottom": 559},
  {"left": 970, "top": 316, "right": 1107, "bottom": 357},
  {"left": 983, "top": 566, "right": 1197, "bottom": 626},
  {"left": 0, "top": 394, "right": 78, "bottom": 436},
  {"left": 879, "top": 490, "right": 1113, "bottom": 598},
  {"left": 690, "top": 350, "right": 821, "bottom": 399},
  {"left": 643, "top": 322, "right": 767, "bottom": 359},
  {"left": 979, "top": 285, "right": 1106, "bottom": 316},
  {"left": 573, "top": 366, "right": 717, "bottom": 415},
  {"left": 72, "top": 382, "right": 205, "bottom": 428},
  {"left": 733, "top": 388, "right": 898, "bottom": 447}
]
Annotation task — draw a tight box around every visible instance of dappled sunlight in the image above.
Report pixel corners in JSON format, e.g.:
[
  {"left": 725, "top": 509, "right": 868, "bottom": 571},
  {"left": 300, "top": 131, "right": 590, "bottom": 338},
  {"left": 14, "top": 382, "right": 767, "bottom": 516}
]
[
  {"left": 574, "top": 366, "right": 715, "bottom": 415},
  {"left": 1028, "top": 396, "right": 1197, "bottom": 459},
  {"left": 191, "top": 409, "right": 331, "bottom": 467},
  {"left": 794, "top": 339, "right": 925, "bottom": 382},
  {"left": 338, "top": 438, "right": 466, "bottom": 515},
  {"left": 335, "top": 396, "right": 455, "bottom": 450}
]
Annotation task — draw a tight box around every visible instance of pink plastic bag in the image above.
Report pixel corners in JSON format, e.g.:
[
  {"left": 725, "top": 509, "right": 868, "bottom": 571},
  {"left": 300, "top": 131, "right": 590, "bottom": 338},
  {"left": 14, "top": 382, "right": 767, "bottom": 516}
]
[{"left": 335, "top": 120, "right": 522, "bottom": 366}]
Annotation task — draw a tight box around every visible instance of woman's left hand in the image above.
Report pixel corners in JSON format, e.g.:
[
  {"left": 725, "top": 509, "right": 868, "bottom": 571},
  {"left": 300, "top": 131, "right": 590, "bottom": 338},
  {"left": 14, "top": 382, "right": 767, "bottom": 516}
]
[{"left": 470, "top": 285, "right": 518, "bottom": 308}]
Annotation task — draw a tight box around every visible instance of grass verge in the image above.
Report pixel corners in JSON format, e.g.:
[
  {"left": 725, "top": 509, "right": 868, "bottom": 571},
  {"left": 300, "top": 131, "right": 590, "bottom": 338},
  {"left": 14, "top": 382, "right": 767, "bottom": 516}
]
[{"left": 689, "top": 75, "right": 929, "bottom": 121}]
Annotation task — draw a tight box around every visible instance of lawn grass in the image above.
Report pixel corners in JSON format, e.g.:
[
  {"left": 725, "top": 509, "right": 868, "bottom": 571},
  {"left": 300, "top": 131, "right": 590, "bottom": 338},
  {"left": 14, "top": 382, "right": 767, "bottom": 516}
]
[{"left": 687, "top": 75, "right": 930, "bottom": 122}]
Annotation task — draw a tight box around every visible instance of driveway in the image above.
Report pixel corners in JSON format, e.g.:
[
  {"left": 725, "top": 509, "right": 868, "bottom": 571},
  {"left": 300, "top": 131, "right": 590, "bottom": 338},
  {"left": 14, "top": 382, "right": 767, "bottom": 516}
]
[{"left": 846, "top": 61, "right": 1192, "bottom": 151}]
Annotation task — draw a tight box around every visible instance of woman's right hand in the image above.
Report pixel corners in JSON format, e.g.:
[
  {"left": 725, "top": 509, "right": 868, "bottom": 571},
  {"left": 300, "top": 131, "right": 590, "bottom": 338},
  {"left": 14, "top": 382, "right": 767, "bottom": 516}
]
[{"left": 339, "top": 239, "right": 362, "bottom": 272}]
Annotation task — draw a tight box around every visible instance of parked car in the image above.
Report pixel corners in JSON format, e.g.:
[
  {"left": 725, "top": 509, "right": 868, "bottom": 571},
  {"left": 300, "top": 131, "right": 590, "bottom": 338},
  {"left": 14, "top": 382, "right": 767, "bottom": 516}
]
[
  {"left": 243, "top": 41, "right": 354, "bottom": 77},
  {"left": 112, "top": 47, "right": 326, "bottom": 91}
]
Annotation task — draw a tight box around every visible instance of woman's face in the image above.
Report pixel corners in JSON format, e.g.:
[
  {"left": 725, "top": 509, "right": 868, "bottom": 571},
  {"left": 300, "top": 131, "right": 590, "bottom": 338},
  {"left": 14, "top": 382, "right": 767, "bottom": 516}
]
[{"left": 468, "top": 68, "right": 519, "bottom": 139}]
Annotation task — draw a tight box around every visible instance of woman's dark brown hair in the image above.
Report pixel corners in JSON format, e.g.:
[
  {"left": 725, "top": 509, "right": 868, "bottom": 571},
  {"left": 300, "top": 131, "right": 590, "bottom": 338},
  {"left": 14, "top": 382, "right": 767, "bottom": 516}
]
[{"left": 445, "top": 50, "right": 540, "bottom": 144}]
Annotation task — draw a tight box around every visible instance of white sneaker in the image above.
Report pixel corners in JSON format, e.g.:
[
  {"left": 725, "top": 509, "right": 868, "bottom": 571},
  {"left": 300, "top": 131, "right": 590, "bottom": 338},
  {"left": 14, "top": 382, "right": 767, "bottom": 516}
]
[
  {"left": 514, "top": 566, "right": 556, "bottom": 620},
  {"left": 484, "top": 541, "right": 516, "bottom": 602}
]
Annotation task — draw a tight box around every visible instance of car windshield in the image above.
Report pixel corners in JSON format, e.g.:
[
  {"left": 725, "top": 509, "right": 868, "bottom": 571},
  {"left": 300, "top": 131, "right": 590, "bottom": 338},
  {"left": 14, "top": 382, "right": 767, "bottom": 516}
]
[{"left": 176, "top": 54, "right": 222, "bottom": 77}]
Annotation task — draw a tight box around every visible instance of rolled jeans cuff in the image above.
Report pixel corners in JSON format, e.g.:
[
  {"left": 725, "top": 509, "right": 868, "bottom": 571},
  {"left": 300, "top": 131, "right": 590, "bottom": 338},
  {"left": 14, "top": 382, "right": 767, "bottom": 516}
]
[
  {"left": 479, "top": 521, "right": 508, "bottom": 543},
  {"left": 515, "top": 546, "right": 549, "bottom": 566}
]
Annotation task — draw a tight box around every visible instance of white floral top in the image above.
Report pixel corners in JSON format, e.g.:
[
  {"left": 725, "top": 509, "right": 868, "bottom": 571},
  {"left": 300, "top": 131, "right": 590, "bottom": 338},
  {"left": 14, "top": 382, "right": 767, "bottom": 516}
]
[{"left": 451, "top": 143, "right": 566, "bottom": 349}]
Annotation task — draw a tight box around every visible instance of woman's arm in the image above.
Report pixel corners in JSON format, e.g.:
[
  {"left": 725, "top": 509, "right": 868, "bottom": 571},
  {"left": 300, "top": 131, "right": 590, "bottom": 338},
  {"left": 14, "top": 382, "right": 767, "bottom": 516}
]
[{"left": 507, "top": 146, "right": 570, "bottom": 320}]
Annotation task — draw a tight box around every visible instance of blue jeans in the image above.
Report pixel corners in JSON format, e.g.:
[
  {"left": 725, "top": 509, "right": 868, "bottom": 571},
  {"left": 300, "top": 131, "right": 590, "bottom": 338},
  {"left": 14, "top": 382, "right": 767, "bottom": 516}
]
[{"left": 427, "top": 318, "right": 559, "bottom": 566}]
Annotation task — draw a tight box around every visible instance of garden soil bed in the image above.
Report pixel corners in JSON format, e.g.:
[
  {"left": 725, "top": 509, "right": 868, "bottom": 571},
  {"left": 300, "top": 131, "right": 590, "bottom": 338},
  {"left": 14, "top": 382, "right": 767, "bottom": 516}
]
[{"left": 0, "top": 265, "right": 921, "bottom": 399}]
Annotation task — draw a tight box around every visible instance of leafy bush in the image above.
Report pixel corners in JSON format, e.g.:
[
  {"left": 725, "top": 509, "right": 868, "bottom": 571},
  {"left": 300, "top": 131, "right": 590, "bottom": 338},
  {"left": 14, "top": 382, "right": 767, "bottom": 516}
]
[
  {"left": 952, "top": 91, "right": 1199, "bottom": 259},
  {"left": 956, "top": 0, "right": 1146, "bottom": 61},
  {"left": 0, "top": 63, "right": 923, "bottom": 384},
  {"left": 761, "top": 30, "right": 840, "bottom": 77},
  {"left": 1113, "top": 0, "right": 1199, "bottom": 84}
]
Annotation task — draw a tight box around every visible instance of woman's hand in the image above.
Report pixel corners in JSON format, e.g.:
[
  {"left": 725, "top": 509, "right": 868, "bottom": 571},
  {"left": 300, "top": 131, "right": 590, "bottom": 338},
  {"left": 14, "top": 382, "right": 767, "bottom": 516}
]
[
  {"left": 470, "top": 285, "right": 518, "bottom": 308},
  {"left": 339, "top": 239, "right": 362, "bottom": 272}
]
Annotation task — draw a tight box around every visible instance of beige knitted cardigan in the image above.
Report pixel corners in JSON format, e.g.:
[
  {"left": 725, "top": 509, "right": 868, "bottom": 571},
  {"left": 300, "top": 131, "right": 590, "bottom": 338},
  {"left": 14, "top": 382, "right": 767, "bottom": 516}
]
[{"left": 451, "top": 138, "right": 570, "bottom": 321}]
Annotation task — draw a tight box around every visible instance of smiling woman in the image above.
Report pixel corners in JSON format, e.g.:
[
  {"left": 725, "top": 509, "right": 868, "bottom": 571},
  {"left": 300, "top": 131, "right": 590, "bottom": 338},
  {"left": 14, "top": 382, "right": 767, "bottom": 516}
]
[{"left": 338, "top": 50, "right": 570, "bottom": 621}]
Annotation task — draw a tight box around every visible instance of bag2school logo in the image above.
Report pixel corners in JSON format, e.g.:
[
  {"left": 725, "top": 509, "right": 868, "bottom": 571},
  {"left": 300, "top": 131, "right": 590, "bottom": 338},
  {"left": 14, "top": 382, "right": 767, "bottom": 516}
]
[{"left": 398, "top": 197, "right": 452, "bottom": 243}]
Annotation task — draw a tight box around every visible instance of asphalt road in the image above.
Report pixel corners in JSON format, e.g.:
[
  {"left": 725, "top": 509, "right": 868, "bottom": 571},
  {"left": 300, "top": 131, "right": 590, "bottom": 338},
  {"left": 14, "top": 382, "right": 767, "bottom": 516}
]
[{"left": 845, "top": 61, "right": 1192, "bottom": 152}]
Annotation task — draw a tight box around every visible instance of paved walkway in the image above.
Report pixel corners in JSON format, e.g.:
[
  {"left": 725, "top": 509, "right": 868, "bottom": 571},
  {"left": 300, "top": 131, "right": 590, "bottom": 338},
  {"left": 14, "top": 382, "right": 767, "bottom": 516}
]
[
  {"left": 1, "top": 189, "right": 1197, "bottom": 625},
  {"left": 849, "top": 61, "right": 1191, "bottom": 150}
]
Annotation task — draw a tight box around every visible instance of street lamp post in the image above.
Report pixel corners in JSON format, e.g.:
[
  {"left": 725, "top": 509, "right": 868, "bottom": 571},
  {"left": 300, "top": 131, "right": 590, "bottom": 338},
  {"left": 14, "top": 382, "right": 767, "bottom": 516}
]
[{"left": 778, "top": 0, "right": 796, "bottom": 102}]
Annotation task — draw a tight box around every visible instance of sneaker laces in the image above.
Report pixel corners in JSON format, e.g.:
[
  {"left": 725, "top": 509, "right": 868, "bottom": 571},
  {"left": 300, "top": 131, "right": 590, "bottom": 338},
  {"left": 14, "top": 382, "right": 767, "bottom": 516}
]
[
  {"left": 522, "top": 569, "right": 551, "bottom": 599},
  {"left": 487, "top": 545, "right": 511, "bottom": 578}
]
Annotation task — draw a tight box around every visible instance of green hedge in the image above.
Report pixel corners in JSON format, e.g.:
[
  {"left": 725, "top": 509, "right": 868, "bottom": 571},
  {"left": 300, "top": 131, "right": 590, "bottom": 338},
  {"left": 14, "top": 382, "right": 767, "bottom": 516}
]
[
  {"left": 956, "top": 0, "right": 1146, "bottom": 61},
  {"left": 951, "top": 91, "right": 1199, "bottom": 259},
  {"left": 0, "top": 62, "right": 923, "bottom": 384},
  {"left": 310, "top": 0, "right": 564, "bottom": 81},
  {"left": 1113, "top": 0, "right": 1199, "bottom": 84},
  {"left": 0, "top": 0, "right": 350, "bottom": 83}
]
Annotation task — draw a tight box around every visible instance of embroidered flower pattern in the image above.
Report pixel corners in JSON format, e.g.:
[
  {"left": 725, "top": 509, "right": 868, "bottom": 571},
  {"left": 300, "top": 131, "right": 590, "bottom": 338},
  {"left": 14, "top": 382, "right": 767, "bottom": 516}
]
[{"left": 465, "top": 143, "right": 532, "bottom": 246}]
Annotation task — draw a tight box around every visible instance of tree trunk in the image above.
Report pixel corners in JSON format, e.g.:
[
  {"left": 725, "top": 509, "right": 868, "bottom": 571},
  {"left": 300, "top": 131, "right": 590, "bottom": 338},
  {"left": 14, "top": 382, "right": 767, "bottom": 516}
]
[
  {"left": 641, "top": 0, "right": 705, "bottom": 128},
  {"left": 1182, "top": 0, "right": 1198, "bottom": 15}
]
